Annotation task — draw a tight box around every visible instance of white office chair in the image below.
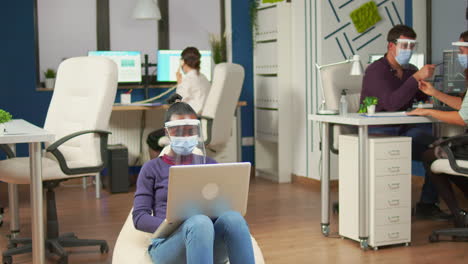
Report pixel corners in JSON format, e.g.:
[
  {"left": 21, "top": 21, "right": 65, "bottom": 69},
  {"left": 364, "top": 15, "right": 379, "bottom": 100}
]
[
  {"left": 428, "top": 134, "right": 468, "bottom": 242},
  {"left": 200, "top": 63, "right": 244, "bottom": 150},
  {"left": 320, "top": 62, "right": 363, "bottom": 151},
  {"left": 0, "top": 56, "right": 118, "bottom": 264}
]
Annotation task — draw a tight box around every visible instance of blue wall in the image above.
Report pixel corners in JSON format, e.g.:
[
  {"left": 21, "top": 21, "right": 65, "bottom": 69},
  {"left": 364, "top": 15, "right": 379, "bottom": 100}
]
[
  {"left": 1, "top": 1, "right": 52, "bottom": 156},
  {"left": 232, "top": 1, "right": 255, "bottom": 164}
]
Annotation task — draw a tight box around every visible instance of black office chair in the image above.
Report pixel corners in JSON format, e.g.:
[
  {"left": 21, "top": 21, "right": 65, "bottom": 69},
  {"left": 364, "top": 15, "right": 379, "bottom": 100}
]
[{"left": 427, "top": 134, "right": 468, "bottom": 242}]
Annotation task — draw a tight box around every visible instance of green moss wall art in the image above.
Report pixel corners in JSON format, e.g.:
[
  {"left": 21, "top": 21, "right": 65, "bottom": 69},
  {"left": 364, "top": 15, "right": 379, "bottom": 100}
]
[{"left": 350, "top": 1, "right": 382, "bottom": 33}]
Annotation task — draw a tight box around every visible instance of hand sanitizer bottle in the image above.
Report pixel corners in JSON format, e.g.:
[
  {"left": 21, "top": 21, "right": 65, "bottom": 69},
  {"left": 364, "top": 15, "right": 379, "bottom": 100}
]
[{"left": 339, "top": 89, "right": 348, "bottom": 115}]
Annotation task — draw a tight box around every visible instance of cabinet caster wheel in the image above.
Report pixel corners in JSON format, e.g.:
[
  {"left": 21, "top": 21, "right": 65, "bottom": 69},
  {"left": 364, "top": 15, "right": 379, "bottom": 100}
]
[
  {"left": 405, "top": 242, "right": 410, "bottom": 247},
  {"left": 2, "top": 256, "right": 12, "bottom": 264},
  {"left": 100, "top": 243, "right": 109, "bottom": 253},
  {"left": 360, "top": 239, "right": 369, "bottom": 250},
  {"left": 429, "top": 234, "right": 439, "bottom": 243},
  {"left": 321, "top": 224, "right": 330, "bottom": 237}
]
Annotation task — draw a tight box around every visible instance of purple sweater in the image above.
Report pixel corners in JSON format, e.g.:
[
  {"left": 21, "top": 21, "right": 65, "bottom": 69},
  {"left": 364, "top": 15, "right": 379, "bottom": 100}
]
[
  {"left": 360, "top": 56, "right": 427, "bottom": 112},
  {"left": 132, "top": 155, "right": 217, "bottom": 233}
]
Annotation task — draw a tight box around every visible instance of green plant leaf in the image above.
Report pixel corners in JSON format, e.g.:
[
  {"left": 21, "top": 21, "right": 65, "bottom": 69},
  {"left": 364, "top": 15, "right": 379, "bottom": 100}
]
[{"left": 0, "top": 109, "right": 13, "bottom": 123}]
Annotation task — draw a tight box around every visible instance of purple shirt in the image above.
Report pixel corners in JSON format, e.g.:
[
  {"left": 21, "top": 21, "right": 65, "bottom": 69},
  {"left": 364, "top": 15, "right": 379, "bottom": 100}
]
[
  {"left": 132, "top": 155, "right": 217, "bottom": 233},
  {"left": 360, "top": 56, "right": 427, "bottom": 112}
]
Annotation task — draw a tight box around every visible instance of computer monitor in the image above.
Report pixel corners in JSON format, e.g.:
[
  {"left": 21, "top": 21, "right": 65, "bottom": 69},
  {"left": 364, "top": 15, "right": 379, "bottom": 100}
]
[
  {"left": 368, "top": 53, "right": 425, "bottom": 69},
  {"left": 442, "top": 50, "right": 466, "bottom": 94},
  {"left": 88, "top": 51, "right": 142, "bottom": 83},
  {"left": 157, "top": 50, "right": 212, "bottom": 82}
]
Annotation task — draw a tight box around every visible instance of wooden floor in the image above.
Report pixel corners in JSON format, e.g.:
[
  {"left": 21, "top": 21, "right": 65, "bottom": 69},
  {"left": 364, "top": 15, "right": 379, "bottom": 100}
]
[{"left": 0, "top": 176, "right": 467, "bottom": 264}]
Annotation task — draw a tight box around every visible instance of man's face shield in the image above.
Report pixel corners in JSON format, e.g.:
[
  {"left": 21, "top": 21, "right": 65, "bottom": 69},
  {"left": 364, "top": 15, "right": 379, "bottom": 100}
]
[
  {"left": 393, "top": 39, "right": 417, "bottom": 66},
  {"left": 395, "top": 39, "right": 417, "bottom": 51},
  {"left": 164, "top": 119, "right": 206, "bottom": 164}
]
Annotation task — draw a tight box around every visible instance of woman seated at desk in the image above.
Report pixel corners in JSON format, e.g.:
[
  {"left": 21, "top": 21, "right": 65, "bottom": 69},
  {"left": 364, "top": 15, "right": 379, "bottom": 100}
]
[
  {"left": 147, "top": 47, "right": 211, "bottom": 159},
  {"left": 408, "top": 30, "right": 468, "bottom": 228}
]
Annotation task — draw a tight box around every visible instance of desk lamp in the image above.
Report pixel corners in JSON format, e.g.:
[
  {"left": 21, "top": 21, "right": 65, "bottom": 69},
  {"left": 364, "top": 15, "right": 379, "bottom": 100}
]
[{"left": 315, "top": 55, "right": 363, "bottom": 114}]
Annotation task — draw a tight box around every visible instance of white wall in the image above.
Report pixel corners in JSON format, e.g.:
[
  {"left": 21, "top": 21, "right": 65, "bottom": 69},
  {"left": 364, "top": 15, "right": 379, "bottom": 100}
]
[
  {"left": 38, "top": 0, "right": 96, "bottom": 82},
  {"left": 38, "top": 0, "right": 221, "bottom": 81},
  {"left": 431, "top": 0, "right": 467, "bottom": 64},
  {"left": 109, "top": 0, "right": 158, "bottom": 64},
  {"left": 293, "top": 0, "right": 428, "bottom": 179}
]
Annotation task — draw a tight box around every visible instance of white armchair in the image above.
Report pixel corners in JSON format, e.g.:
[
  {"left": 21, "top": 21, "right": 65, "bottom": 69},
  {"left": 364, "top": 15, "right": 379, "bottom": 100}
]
[
  {"left": 200, "top": 63, "right": 245, "bottom": 149},
  {"left": 0, "top": 56, "right": 118, "bottom": 264},
  {"left": 428, "top": 134, "right": 468, "bottom": 242}
]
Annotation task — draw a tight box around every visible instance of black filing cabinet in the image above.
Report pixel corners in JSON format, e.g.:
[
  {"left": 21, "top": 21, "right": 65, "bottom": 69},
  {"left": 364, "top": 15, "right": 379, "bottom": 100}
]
[{"left": 104, "top": 144, "right": 129, "bottom": 193}]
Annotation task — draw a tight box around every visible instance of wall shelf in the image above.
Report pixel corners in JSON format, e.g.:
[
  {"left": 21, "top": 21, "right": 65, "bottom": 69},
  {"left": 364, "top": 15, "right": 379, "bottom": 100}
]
[{"left": 254, "top": 2, "right": 292, "bottom": 183}]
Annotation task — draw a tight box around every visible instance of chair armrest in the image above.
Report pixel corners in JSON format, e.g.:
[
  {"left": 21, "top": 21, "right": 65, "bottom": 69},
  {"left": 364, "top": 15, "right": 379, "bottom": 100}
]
[
  {"left": 435, "top": 133, "right": 468, "bottom": 174},
  {"left": 0, "top": 144, "right": 15, "bottom": 158},
  {"left": 46, "top": 130, "right": 111, "bottom": 175},
  {"left": 199, "top": 116, "right": 213, "bottom": 145},
  {"left": 433, "top": 133, "right": 468, "bottom": 148}
]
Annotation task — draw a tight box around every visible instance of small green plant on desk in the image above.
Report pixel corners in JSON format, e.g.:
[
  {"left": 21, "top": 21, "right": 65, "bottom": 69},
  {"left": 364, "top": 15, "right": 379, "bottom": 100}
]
[
  {"left": 44, "top": 68, "right": 56, "bottom": 89},
  {"left": 0, "top": 109, "right": 12, "bottom": 135},
  {"left": 358, "top": 96, "right": 379, "bottom": 113},
  {"left": 44, "top": 68, "right": 56, "bottom": 79}
]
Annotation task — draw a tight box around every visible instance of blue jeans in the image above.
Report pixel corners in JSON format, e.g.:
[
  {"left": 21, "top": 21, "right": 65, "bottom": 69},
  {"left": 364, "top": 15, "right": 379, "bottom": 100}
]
[
  {"left": 148, "top": 211, "right": 255, "bottom": 264},
  {"left": 369, "top": 124, "right": 439, "bottom": 204}
]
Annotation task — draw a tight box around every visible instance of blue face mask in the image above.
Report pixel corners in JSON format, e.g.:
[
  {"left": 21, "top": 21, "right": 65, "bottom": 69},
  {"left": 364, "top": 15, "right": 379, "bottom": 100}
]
[
  {"left": 458, "top": 54, "right": 468, "bottom": 69},
  {"left": 170, "top": 136, "right": 198, "bottom": 156},
  {"left": 395, "top": 49, "right": 413, "bottom": 66}
]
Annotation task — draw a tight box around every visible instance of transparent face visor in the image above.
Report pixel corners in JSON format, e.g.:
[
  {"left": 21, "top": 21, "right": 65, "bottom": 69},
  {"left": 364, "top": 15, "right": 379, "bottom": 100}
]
[
  {"left": 395, "top": 39, "right": 418, "bottom": 52},
  {"left": 164, "top": 119, "right": 206, "bottom": 165}
]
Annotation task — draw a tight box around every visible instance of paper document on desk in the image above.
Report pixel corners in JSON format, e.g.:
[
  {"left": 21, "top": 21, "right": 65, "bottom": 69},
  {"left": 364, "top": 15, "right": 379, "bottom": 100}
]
[{"left": 364, "top": 111, "right": 407, "bottom": 117}]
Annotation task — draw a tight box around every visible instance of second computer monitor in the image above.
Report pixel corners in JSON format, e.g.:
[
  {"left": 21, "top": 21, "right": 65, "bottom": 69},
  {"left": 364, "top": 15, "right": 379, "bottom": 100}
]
[
  {"left": 442, "top": 50, "right": 466, "bottom": 94},
  {"left": 157, "top": 50, "right": 212, "bottom": 82}
]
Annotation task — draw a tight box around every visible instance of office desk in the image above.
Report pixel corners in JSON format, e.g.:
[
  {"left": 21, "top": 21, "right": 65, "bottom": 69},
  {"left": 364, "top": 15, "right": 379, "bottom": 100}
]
[
  {"left": 308, "top": 113, "right": 435, "bottom": 249},
  {"left": 0, "top": 119, "right": 54, "bottom": 264}
]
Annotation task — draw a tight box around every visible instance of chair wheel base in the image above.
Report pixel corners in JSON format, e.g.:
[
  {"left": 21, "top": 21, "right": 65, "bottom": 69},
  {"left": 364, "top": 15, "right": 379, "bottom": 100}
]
[
  {"left": 2, "top": 256, "right": 12, "bottom": 264},
  {"left": 429, "top": 234, "right": 439, "bottom": 242}
]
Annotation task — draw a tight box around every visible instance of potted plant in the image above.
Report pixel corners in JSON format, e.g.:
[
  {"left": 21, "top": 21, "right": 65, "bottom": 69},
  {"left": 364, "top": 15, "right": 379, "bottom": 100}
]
[
  {"left": 209, "top": 33, "right": 227, "bottom": 64},
  {"left": 44, "top": 68, "right": 56, "bottom": 89},
  {"left": 0, "top": 109, "right": 12, "bottom": 136},
  {"left": 358, "top": 96, "right": 379, "bottom": 114}
]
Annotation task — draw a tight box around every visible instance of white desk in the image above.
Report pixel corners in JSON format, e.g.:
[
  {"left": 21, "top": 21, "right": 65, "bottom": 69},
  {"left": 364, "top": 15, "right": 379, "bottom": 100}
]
[
  {"left": 308, "top": 113, "right": 435, "bottom": 249},
  {"left": 0, "top": 119, "right": 54, "bottom": 264}
]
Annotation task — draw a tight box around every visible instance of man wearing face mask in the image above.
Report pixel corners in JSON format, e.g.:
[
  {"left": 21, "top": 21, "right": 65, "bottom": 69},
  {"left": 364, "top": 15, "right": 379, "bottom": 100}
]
[{"left": 360, "top": 25, "right": 451, "bottom": 220}]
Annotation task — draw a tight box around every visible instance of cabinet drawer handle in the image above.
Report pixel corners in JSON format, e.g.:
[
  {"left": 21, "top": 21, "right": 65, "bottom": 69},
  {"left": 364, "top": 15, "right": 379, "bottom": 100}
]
[
  {"left": 388, "top": 232, "right": 400, "bottom": 239},
  {"left": 388, "top": 150, "right": 400, "bottom": 156},
  {"left": 387, "top": 167, "right": 401, "bottom": 173},
  {"left": 387, "top": 216, "right": 400, "bottom": 223},
  {"left": 388, "top": 183, "right": 400, "bottom": 190},
  {"left": 388, "top": 199, "right": 400, "bottom": 206}
]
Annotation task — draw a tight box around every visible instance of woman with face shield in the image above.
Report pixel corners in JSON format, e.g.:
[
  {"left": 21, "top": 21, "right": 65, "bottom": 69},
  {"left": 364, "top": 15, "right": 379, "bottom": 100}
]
[
  {"left": 407, "top": 31, "right": 468, "bottom": 228},
  {"left": 133, "top": 102, "right": 255, "bottom": 264}
]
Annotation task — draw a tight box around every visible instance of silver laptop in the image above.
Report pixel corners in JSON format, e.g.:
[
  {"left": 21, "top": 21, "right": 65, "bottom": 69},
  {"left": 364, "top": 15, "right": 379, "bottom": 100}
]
[{"left": 152, "top": 162, "right": 251, "bottom": 238}]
